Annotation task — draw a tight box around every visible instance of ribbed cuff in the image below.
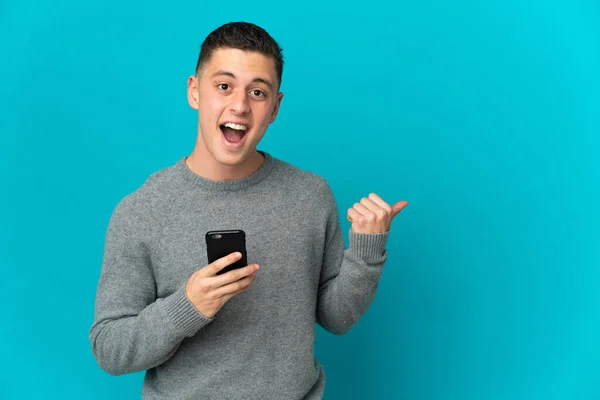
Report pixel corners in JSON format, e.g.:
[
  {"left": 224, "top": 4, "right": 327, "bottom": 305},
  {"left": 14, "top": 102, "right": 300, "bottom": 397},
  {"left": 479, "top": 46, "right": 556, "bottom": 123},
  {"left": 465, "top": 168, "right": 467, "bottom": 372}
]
[
  {"left": 163, "top": 285, "right": 213, "bottom": 337},
  {"left": 348, "top": 230, "right": 389, "bottom": 262}
]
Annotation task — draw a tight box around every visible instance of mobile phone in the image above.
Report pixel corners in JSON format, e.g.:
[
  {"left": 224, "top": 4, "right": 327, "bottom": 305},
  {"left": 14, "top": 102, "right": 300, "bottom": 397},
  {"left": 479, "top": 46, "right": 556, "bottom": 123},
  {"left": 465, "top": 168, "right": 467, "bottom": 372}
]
[{"left": 205, "top": 230, "right": 248, "bottom": 276}]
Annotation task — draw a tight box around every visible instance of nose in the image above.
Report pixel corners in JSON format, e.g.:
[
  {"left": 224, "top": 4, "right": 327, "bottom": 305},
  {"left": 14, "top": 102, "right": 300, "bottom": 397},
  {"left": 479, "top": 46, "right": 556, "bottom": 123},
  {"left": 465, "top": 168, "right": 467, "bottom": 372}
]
[{"left": 229, "top": 89, "right": 250, "bottom": 115}]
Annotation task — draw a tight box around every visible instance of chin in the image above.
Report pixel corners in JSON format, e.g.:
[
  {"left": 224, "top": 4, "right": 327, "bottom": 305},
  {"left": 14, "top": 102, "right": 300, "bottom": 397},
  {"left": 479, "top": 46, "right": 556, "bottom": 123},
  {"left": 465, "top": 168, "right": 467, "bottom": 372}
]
[{"left": 213, "top": 146, "right": 251, "bottom": 166}]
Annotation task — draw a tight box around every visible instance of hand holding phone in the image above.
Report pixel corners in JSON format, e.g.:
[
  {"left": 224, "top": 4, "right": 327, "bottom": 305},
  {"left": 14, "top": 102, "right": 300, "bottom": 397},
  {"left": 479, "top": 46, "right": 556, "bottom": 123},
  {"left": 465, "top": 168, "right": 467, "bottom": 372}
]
[{"left": 185, "top": 230, "right": 258, "bottom": 318}]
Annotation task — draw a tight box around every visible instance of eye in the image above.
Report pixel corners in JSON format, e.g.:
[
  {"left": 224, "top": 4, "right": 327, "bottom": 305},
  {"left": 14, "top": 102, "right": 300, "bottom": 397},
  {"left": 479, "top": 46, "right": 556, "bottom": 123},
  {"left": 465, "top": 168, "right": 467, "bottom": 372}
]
[
  {"left": 251, "top": 89, "right": 265, "bottom": 98},
  {"left": 217, "top": 83, "right": 230, "bottom": 91}
]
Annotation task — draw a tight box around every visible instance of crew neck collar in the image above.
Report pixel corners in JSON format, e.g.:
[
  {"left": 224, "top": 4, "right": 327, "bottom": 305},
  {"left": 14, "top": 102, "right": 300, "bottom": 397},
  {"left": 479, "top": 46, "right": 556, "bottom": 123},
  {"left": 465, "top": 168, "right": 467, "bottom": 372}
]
[{"left": 175, "top": 151, "right": 275, "bottom": 192}]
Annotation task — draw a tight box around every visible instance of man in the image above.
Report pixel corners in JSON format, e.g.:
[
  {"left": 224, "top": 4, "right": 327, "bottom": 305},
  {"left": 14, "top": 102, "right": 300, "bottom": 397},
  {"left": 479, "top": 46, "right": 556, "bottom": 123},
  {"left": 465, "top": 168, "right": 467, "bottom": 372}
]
[{"left": 90, "top": 21, "right": 408, "bottom": 399}]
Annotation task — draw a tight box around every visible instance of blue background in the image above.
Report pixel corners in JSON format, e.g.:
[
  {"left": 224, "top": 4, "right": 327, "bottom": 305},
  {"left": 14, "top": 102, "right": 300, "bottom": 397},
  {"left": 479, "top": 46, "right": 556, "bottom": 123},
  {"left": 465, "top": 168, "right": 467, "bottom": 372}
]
[{"left": 1, "top": 0, "right": 599, "bottom": 399}]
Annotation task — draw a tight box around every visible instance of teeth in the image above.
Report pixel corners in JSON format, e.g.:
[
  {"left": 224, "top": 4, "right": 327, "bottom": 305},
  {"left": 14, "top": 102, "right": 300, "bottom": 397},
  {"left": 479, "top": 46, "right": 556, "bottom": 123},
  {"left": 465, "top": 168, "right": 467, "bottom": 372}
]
[{"left": 223, "top": 122, "right": 247, "bottom": 131}]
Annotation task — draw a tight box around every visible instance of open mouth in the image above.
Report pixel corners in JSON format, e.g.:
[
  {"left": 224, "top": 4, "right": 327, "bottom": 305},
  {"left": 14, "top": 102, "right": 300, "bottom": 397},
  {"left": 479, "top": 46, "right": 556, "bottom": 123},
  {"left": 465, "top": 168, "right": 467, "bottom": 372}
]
[{"left": 220, "top": 122, "right": 248, "bottom": 147}]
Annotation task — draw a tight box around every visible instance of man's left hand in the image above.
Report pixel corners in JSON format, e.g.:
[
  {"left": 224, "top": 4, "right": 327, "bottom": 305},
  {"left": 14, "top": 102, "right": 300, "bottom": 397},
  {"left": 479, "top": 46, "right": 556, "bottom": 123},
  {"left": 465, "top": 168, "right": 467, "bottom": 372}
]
[{"left": 347, "top": 193, "right": 408, "bottom": 234}]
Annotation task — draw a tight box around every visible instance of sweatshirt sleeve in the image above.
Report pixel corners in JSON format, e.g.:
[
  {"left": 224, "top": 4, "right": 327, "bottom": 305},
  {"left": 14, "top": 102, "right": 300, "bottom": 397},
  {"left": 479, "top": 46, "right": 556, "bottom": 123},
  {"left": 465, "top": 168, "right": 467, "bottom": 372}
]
[
  {"left": 316, "top": 181, "right": 389, "bottom": 335},
  {"left": 89, "top": 194, "right": 212, "bottom": 376}
]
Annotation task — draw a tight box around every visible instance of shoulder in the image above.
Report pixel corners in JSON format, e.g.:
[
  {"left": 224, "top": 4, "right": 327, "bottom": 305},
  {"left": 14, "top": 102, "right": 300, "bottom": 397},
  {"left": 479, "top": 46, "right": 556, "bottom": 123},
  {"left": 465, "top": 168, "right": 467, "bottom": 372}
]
[
  {"left": 268, "top": 155, "right": 336, "bottom": 204},
  {"left": 271, "top": 155, "right": 331, "bottom": 186},
  {"left": 107, "top": 160, "right": 182, "bottom": 235}
]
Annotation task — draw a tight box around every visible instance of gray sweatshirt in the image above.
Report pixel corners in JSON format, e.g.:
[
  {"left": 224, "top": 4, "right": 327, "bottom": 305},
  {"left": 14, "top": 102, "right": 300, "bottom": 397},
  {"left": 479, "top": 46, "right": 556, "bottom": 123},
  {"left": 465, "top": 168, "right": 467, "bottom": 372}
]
[{"left": 89, "top": 151, "right": 390, "bottom": 399}]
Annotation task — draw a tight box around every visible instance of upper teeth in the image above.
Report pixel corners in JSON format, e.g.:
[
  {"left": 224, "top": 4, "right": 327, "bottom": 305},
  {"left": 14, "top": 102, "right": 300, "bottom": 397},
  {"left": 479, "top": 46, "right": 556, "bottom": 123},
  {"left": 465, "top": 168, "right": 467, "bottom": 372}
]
[{"left": 223, "top": 122, "right": 247, "bottom": 131}]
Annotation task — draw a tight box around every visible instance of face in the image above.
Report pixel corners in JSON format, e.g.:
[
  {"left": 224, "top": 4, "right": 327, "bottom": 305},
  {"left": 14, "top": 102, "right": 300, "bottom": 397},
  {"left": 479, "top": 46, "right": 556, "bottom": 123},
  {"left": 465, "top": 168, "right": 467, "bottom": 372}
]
[{"left": 187, "top": 47, "right": 283, "bottom": 169}]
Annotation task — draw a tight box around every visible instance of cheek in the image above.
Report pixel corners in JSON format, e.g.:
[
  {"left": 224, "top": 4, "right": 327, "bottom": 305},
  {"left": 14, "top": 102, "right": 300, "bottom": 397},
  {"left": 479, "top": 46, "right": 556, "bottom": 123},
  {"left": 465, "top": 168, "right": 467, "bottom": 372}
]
[
  {"left": 254, "top": 103, "right": 275, "bottom": 124},
  {"left": 199, "top": 97, "right": 225, "bottom": 124}
]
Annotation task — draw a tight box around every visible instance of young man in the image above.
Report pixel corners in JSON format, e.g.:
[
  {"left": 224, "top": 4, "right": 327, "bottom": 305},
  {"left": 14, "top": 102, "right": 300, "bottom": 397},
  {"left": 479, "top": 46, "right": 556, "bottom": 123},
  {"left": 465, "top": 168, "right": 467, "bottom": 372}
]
[{"left": 90, "top": 21, "right": 408, "bottom": 399}]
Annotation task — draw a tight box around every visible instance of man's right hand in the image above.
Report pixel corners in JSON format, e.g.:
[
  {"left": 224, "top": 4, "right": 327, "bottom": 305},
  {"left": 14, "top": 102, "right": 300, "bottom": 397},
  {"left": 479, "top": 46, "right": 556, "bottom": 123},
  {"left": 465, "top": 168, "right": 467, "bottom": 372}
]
[{"left": 185, "top": 252, "right": 259, "bottom": 318}]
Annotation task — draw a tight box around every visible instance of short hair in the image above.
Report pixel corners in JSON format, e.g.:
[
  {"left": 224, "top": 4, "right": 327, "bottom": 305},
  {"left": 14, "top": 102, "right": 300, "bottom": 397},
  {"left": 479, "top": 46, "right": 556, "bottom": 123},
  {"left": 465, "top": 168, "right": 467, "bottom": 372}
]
[{"left": 195, "top": 22, "right": 284, "bottom": 89}]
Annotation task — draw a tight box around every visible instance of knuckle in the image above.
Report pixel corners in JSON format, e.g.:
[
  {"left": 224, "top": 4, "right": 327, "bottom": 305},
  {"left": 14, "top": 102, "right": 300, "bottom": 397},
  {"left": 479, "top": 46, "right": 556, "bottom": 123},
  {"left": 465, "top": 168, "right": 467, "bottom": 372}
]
[{"left": 198, "top": 282, "right": 211, "bottom": 293}]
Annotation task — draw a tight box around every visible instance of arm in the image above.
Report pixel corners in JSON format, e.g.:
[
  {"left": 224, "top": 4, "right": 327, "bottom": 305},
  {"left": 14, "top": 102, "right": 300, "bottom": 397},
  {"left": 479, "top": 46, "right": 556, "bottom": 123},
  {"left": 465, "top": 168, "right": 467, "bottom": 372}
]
[
  {"left": 316, "top": 182, "right": 408, "bottom": 335},
  {"left": 316, "top": 188, "right": 389, "bottom": 335},
  {"left": 89, "top": 196, "right": 211, "bottom": 376}
]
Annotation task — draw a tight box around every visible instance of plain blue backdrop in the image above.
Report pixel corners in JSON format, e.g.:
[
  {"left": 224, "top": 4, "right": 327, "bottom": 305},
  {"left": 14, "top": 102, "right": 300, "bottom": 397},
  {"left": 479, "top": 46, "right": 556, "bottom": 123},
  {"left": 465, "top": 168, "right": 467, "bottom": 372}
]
[{"left": 1, "top": 0, "right": 599, "bottom": 399}]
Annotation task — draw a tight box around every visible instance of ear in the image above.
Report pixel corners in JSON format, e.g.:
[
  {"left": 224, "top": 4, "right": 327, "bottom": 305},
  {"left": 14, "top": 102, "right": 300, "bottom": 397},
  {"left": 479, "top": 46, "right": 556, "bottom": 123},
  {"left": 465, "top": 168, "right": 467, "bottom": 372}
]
[
  {"left": 269, "top": 92, "right": 284, "bottom": 123},
  {"left": 187, "top": 75, "right": 199, "bottom": 110}
]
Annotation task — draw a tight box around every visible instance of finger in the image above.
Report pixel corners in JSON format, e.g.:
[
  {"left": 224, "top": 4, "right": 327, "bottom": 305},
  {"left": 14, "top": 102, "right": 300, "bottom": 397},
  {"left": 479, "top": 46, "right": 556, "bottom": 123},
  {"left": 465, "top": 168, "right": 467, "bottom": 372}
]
[
  {"left": 347, "top": 207, "right": 361, "bottom": 223},
  {"left": 214, "top": 273, "right": 257, "bottom": 298},
  {"left": 220, "top": 287, "right": 247, "bottom": 304},
  {"left": 211, "top": 264, "right": 260, "bottom": 288},
  {"left": 359, "top": 197, "right": 383, "bottom": 214},
  {"left": 368, "top": 193, "right": 392, "bottom": 212},
  {"left": 201, "top": 252, "right": 243, "bottom": 277},
  {"left": 391, "top": 200, "right": 409, "bottom": 217},
  {"left": 353, "top": 202, "right": 375, "bottom": 218}
]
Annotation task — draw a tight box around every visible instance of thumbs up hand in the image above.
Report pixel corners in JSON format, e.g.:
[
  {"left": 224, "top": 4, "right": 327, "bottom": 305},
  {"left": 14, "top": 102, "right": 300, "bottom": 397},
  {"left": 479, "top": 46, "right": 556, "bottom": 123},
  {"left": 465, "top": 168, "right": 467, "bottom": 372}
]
[{"left": 347, "top": 193, "right": 408, "bottom": 234}]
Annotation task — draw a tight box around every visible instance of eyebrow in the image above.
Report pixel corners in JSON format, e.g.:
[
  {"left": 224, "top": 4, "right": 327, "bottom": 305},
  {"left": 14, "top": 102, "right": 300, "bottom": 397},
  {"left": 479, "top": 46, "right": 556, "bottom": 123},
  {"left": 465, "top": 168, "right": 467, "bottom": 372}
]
[{"left": 210, "top": 70, "right": 274, "bottom": 91}]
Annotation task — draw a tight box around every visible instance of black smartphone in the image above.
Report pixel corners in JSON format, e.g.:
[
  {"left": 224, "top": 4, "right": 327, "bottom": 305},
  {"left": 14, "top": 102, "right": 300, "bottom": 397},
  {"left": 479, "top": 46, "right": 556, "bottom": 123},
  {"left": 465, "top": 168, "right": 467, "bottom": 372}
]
[{"left": 205, "top": 229, "right": 248, "bottom": 276}]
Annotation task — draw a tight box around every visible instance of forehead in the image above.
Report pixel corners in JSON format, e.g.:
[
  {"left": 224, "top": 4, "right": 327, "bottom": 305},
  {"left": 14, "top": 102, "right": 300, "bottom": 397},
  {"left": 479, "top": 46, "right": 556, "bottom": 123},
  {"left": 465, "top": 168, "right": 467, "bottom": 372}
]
[{"left": 202, "top": 48, "right": 277, "bottom": 82}]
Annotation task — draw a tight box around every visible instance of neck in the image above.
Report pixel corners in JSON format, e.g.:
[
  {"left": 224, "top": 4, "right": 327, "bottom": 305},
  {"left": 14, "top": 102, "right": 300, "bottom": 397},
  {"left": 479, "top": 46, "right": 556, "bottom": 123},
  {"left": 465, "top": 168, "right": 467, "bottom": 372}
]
[{"left": 185, "top": 145, "right": 265, "bottom": 182}]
